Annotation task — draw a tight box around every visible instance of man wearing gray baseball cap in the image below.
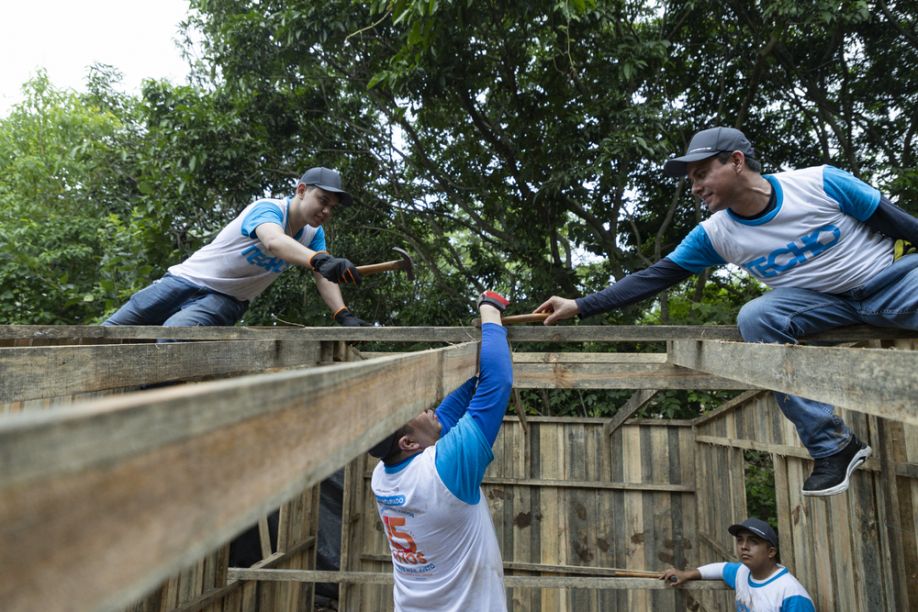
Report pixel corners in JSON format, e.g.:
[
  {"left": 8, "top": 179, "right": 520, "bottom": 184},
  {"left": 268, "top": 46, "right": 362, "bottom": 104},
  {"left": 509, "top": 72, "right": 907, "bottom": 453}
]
[
  {"left": 105, "top": 166, "right": 370, "bottom": 329},
  {"left": 536, "top": 126, "right": 918, "bottom": 496}
]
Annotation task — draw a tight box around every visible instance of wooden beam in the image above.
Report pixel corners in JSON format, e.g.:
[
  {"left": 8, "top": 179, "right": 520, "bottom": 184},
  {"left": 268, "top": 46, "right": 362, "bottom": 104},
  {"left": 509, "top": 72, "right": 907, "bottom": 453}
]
[
  {"left": 0, "top": 340, "right": 320, "bottom": 401},
  {"left": 694, "top": 434, "right": 882, "bottom": 471},
  {"left": 0, "top": 342, "right": 478, "bottom": 612},
  {"left": 670, "top": 340, "right": 918, "bottom": 424},
  {"left": 482, "top": 476, "right": 694, "bottom": 493},
  {"left": 514, "top": 361, "right": 753, "bottom": 390},
  {"left": 225, "top": 569, "right": 730, "bottom": 590},
  {"left": 603, "top": 390, "right": 659, "bottom": 437},
  {"left": 2, "top": 324, "right": 911, "bottom": 344}
]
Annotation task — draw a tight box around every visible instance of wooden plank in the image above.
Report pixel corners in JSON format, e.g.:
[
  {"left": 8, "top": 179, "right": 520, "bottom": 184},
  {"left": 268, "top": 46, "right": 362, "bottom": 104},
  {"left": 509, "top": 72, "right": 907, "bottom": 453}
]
[
  {"left": 603, "top": 390, "right": 658, "bottom": 437},
  {"left": 514, "top": 361, "right": 753, "bottom": 390},
  {"left": 0, "top": 340, "right": 321, "bottom": 401},
  {"left": 0, "top": 342, "right": 478, "bottom": 612},
  {"left": 482, "top": 477, "right": 694, "bottom": 493},
  {"left": 670, "top": 340, "right": 918, "bottom": 423},
  {"left": 2, "top": 324, "right": 911, "bottom": 343},
  {"left": 225, "top": 569, "right": 731, "bottom": 590}
]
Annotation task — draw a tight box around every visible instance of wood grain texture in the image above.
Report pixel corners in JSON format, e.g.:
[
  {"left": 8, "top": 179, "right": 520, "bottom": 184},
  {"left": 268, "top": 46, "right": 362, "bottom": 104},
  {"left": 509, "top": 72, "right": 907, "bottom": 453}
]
[{"left": 0, "top": 342, "right": 478, "bottom": 612}]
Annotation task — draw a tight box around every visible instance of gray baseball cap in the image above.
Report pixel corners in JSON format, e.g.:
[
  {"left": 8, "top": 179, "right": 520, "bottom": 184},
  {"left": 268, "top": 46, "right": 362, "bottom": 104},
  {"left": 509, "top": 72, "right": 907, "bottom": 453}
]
[
  {"left": 299, "top": 167, "right": 353, "bottom": 206},
  {"left": 663, "top": 127, "right": 756, "bottom": 177},
  {"left": 728, "top": 518, "right": 779, "bottom": 550}
]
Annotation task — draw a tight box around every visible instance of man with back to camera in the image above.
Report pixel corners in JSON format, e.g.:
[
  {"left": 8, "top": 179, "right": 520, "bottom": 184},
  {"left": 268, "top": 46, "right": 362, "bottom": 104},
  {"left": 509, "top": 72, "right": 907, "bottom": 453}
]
[
  {"left": 535, "top": 127, "right": 918, "bottom": 496},
  {"left": 369, "top": 291, "right": 513, "bottom": 611},
  {"left": 104, "top": 166, "right": 369, "bottom": 328}
]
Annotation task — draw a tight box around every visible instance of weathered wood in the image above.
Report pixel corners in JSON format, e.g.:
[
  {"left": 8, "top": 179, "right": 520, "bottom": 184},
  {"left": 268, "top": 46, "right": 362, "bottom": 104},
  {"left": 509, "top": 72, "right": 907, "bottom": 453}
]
[
  {"left": 0, "top": 342, "right": 478, "bottom": 612},
  {"left": 603, "top": 390, "right": 658, "bottom": 437},
  {"left": 0, "top": 340, "right": 321, "bottom": 401},
  {"left": 2, "top": 324, "right": 911, "bottom": 343},
  {"left": 481, "top": 476, "right": 694, "bottom": 493},
  {"left": 670, "top": 340, "right": 918, "bottom": 423},
  {"left": 514, "top": 361, "right": 754, "bottom": 390},
  {"left": 172, "top": 537, "right": 315, "bottom": 612},
  {"left": 224, "top": 569, "right": 729, "bottom": 590}
]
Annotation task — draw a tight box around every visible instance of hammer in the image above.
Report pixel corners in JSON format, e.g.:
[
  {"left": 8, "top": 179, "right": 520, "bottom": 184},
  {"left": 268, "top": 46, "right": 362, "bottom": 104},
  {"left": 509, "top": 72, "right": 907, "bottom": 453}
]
[{"left": 355, "top": 247, "right": 415, "bottom": 280}]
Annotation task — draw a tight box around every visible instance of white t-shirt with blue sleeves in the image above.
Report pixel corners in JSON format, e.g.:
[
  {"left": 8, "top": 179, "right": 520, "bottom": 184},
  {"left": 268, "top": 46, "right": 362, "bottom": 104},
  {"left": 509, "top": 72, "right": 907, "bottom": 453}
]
[
  {"left": 669, "top": 165, "right": 892, "bottom": 293},
  {"left": 169, "top": 197, "right": 325, "bottom": 301},
  {"left": 699, "top": 562, "right": 815, "bottom": 611},
  {"left": 370, "top": 416, "right": 505, "bottom": 612}
]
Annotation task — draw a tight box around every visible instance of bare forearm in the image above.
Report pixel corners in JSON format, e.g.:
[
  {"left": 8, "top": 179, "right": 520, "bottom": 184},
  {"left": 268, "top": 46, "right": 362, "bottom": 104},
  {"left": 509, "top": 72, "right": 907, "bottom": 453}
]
[{"left": 314, "top": 272, "right": 346, "bottom": 313}]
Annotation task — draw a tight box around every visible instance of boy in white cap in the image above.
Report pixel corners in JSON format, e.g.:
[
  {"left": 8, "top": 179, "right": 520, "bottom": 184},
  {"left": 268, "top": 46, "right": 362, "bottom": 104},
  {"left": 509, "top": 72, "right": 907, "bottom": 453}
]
[
  {"left": 536, "top": 127, "right": 918, "bottom": 496},
  {"left": 105, "top": 166, "right": 368, "bottom": 327},
  {"left": 661, "top": 517, "right": 815, "bottom": 612}
]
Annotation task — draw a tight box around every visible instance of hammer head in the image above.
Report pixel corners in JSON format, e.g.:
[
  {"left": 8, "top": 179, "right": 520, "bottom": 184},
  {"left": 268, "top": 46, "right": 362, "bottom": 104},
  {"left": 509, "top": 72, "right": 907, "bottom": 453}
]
[{"left": 391, "top": 247, "right": 415, "bottom": 280}]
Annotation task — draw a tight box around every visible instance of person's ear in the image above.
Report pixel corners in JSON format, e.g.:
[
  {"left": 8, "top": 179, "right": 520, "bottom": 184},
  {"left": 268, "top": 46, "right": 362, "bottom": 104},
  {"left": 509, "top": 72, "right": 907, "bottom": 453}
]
[
  {"left": 398, "top": 435, "right": 421, "bottom": 453},
  {"left": 768, "top": 546, "right": 777, "bottom": 560},
  {"left": 733, "top": 151, "right": 745, "bottom": 172},
  {"left": 295, "top": 182, "right": 307, "bottom": 197}
]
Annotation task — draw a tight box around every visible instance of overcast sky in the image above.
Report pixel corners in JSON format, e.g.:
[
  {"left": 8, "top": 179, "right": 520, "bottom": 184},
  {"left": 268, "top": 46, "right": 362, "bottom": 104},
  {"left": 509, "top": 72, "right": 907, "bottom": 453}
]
[{"left": 1, "top": 0, "right": 192, "bottom": 116}]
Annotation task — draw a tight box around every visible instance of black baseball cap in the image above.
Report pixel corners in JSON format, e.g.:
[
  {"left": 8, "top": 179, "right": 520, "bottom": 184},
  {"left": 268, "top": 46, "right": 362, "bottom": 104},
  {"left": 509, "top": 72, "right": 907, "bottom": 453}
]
[
  {"left": 368, "top": 431, "right": 401, "bottom": 461},
  {"left": 663, "top": 127, "right": 756, "bottom": 177},
  {"left": 728, "top": 518, "right": 779, "bottom": 550},
  {"left": 299, "top": 167, "right": 353, "bottom": 206}
]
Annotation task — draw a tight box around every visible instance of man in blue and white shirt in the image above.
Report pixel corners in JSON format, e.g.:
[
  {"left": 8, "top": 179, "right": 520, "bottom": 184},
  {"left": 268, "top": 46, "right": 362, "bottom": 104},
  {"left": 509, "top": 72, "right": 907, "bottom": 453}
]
[
  {"left": 105, "top": 167, "right": 368, "bottom": 328},
  {"left": 536, "top": 127, "right": 918, "bottom": 496},
  {"left": 370, "top": 291, "right": 513, "bottom": 612},
  {"left": 662, "top": 518, "right": 815, "bottom": 612}
]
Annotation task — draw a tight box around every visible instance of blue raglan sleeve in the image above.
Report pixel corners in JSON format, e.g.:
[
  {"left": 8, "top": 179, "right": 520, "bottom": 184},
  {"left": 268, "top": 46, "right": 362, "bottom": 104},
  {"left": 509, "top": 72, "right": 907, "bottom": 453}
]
[
  {"left": 721, "top": 562, "right": 741, "bottom": 589},
  {"left": 668, "top": 225, "right": 727, "bottom": 272},
  {"left": 781, "top": 595, "right": 816, "bottom": 612},
  {"left": 434, "top": 323, "right": 512, "bottom": 503},
  {"left": 823, "top": 165, "right": 881, "bottom": 221},
  {"left": 308, "top": 226, "right": 326, "bottom": 251},
  {"left": 435, "top": 376, "right": 479, "bottom": 435},
  {"left": 241, "top": 201, "right": 285, "bottom": 238}
]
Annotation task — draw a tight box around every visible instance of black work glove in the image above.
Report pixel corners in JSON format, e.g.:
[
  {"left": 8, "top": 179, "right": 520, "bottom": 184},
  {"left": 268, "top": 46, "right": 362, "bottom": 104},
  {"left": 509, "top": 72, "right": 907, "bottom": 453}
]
[
  {"left": 310, "top": 252, "right": 362, "bottom": 285},
  {"left": 334, "top": 307, "right": 370, "bottom": 327}
]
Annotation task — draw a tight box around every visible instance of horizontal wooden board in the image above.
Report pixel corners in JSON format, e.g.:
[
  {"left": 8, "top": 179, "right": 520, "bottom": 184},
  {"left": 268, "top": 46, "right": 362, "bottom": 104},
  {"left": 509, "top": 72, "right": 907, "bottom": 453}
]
[
  {"left": 225, "top": 569, "right": 730, "bottom": 591},
  {"left": 2, "top": 324, "right": 911, "bottom": 343},
  {"left": 0, "top": 342, "right": 478, "bottom": 612},
  {"left": 670, "top": 340, "right": 918, "bottom": 423},
  {"left": 514, "top": 361, "right": 753, "bottom": 390},
  {"left": 0, "top": 339, "right": 321, "bottom": 401}
]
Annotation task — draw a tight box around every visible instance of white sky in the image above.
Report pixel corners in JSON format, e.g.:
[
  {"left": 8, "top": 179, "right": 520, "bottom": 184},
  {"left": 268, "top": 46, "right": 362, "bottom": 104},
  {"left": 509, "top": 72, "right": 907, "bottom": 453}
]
[{"left": 1, "top": 0, "right": 193, "bottom": 116}]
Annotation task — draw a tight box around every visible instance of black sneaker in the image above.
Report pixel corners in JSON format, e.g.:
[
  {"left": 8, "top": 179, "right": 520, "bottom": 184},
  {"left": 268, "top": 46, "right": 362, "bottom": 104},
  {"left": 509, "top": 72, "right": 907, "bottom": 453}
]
[{"left": 802, "top": 436, "right": 872, "bottom": 497}]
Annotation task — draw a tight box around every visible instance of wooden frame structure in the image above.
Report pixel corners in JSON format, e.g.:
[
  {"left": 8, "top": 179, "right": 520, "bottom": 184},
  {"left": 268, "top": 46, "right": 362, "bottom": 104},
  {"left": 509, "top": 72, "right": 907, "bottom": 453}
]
[{"left": 1, "top": 324, "right": 915, "bottom": 611}]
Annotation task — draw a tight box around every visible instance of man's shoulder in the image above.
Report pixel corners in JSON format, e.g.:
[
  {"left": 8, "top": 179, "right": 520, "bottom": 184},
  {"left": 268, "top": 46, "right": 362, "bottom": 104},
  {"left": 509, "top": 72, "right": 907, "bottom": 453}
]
[{"left": 767, "top": 165, "right": 826, "bottom": 182}]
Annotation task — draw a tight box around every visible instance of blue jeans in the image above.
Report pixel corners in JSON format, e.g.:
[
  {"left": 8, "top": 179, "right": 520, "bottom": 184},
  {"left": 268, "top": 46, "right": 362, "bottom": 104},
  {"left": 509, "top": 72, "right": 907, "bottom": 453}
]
[
  {"left": 736, "top": 254, "right": 918, "bottom": 458},
  {"left": 103, "top": 274, "right": 248, "bottom": 327}
]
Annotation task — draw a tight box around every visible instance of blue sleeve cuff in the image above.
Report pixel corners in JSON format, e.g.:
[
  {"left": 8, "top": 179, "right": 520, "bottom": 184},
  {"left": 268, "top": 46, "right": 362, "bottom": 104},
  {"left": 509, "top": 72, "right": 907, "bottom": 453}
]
[
  {"left": 823, "top": 165, "right": 881, "bottom": 221},
  {"left": 435, "top": 414, "right": 493, "bottom": 504},
  {"left": 241, "top": 201, "right": 285, "bottom": 238},
  {"left": 668, "top": 225, "right": 726, "bottom": 272},
  {"left": 722, "top": 562, "right": 741, "bottom": 589},
  {"left": 782, "top": 595, "right": 816, "bottom": 612}
]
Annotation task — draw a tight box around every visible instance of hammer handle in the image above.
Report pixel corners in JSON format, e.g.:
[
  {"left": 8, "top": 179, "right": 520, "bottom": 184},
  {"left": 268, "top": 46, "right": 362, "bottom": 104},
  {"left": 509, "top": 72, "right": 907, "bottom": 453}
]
[{"left": 355, "top": 260, "right": 405, "bottom": 276}]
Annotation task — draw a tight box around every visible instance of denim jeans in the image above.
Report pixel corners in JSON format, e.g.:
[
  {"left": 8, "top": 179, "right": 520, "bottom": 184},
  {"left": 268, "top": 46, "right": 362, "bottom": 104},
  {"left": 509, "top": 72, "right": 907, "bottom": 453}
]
[
  {"left": 103, "top": 273, "right": 248, "bottom": 327},
  {"left": 736, "top": 254, "right": 918, "bottom": 458}
]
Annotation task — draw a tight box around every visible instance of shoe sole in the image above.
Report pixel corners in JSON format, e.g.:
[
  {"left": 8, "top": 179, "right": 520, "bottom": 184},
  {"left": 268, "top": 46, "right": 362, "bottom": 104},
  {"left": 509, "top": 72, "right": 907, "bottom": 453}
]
[{"left": 801, "top": 445, "right": 872, "bottom": 497}]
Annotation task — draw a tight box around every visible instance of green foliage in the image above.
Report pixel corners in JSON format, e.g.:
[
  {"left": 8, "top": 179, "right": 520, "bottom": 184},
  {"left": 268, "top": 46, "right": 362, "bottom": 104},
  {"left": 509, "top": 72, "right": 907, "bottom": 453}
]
[
  {"left": 1, "top": 0, "right": 915, "bottom": 366},
  {"left": 744, "top": 450, "right": 778, "bottom": 531},
  {"left": 0, "top": 70, "right": 142, "bottom": 323}
]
